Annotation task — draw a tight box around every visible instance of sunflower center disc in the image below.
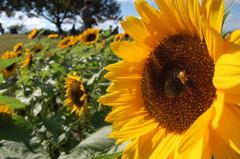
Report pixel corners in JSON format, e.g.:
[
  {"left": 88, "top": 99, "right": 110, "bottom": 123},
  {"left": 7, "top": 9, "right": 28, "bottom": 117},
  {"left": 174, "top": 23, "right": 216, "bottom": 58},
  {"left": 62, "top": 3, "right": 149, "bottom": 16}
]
[
  {"left": 70, "top": 81, "right": 84, "bottom": 107},
  {"left": 141, "top": 34, "right": 216, "bottom": 134},
  {"left": 86, "top": 34, "right": 96, "bottom": 42},
  {"left": 6, "top": 64, "right": 15, "bottom": 72}
]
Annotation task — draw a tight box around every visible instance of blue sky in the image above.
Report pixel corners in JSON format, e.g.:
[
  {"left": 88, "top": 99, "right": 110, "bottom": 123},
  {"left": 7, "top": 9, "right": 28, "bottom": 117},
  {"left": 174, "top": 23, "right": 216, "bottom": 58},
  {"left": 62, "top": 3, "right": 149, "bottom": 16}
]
[{"left": 0, "top": 0, "right": 240, "bottom": 33}]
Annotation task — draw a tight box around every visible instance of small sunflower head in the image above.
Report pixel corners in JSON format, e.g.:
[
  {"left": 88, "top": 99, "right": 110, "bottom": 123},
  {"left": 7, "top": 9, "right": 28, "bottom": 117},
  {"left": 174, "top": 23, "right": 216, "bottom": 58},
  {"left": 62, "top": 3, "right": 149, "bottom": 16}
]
[
  {"left": 28, "top": 28, "right": 38, "bottom": 39},
  {"left": 0, "top": 103, "right": 14, "bottom": 115},
  {"left": 113, "top": 34, "right": 123, "bottom": 42},
  {"left": 33, "top": 45, "right": 43, "bottom": 54},
  {"left": 122, "top": 32, "right": 130, "bottom": 39},
  {"left": 15, "top": 51, "right": 23, "bottom": 57},
  {"left": 13, "top": 43, "right": 23, "bottom": 52},
  {"left": 1, "top": 51, "right": 18, "bottom": 77},
  {"left": 20, "top": 48, "right": 32, "bottom": 69},
  {"left": 80, "top": 28, "right": 100, "bottom": 45},
  {"left": 69, "top": 36, "right": 80, "bottom": 46},
  {"left": 58, "top": 36, "right": 72, "bottom": 49},
  {"left": 64, "top": 72, "right": 88, "bottom": 116},
  {"left": 0, "top": 103, "right": 14, "bottom": 125},
  {"left": 48, "top": 34, "right": 59, "bottom": 38}
]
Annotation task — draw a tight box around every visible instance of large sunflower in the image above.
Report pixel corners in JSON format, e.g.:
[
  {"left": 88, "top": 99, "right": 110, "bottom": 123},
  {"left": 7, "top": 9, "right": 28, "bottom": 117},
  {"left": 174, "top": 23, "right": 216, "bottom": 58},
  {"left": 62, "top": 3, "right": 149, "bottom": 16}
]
[
  {"left": 80, "top": 28, "right": 100, "bottom": 45},
  {"left": 28, "top": 28, "right": 38, "bottom": 39},
  {"left": 64, "top": 72, "right": 88, "bottom": 116},
  {"left": 20, "top": 48, "right": 32, "bottom": 68},
  {"left": 98, "top": 0, "right": 240, "bottom": 158},
  {"left": 1, "top": 51, "right": 18, "bottom": 77}
]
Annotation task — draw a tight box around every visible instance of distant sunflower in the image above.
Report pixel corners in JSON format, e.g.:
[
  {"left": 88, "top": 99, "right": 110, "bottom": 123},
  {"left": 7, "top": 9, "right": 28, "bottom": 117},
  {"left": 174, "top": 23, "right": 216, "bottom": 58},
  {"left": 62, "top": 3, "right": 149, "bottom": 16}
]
[
  {"left": 69, "top": 36, "right": 79, "bottom": 46},
  {"left": 58, "top": 36, "right": 72, "bottom": 49},
  {"left": 20, "top": 48, "right": 32, "bottom": 68},
  {"left": 48, "top": 34, "right": 59, "bottom": 38},
  {"left": 1, "top": 51, "right": 18, "bottom": 77},
  {"left": 122, "top": 32, "right": 130, "bottom": 39},
  {"left": 0, "top": 103, "right": 14, "bottom": 115},
  {"left": 13, "top": 43, "right": 23, "bottom": 52},
  {"left": 113, "top": 34, "right": 122, "bottom": 42},
  {"left": 15, "top": 51, "right": 22, "bottom": 57},
  {"left": 99, "top": 39, "right": 106, "bottom": 49},
  {"left": 28, "top": 28, "right": 38, "bottom": 39},
  {"left": 98, "top": 0, "right": 240, "bottom": 158},
  {"left": 33, "top": 45, "right": 43, "bottom": 54},
  {"left": 64, "top": 72, "right": 88, "bottom": 116},
  {"left": 80, "top": 28, "right": 100, "bottom": 45}
]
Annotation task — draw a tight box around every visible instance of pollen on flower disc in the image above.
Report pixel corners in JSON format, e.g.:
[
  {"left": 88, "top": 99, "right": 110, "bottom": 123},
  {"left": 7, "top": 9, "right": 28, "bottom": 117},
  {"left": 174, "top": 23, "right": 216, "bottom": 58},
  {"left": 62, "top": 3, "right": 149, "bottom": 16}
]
[{"left": 141, "top": 34, "right": 216, "bottom": 134}]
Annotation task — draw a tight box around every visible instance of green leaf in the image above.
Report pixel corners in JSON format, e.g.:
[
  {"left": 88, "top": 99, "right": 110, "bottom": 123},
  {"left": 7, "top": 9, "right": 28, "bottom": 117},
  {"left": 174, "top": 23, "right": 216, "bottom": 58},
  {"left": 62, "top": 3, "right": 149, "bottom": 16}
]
[
  {"left": 93, "top": 152, "right": 122, "bottom": 159},
  {"left": 0, "top": 115, "right": 50, "bottom": 159},
  {"left": 17, "top": 74, "right": 30, "bottom": 84},
  {"left": 0, "top": 73, "right": 3, "bottom": 84},
  {"left": 42, "top": 116, "right": 65, "bottom": 134},
  {"left": 69, "top": 45, "right": 86, "bottom": 55},
  {"left": 0, "top": 96, "right": 27, "bottom": 109},
  {"left": 24, "top": 41, "right": 37, "bottom": 47},
  {"left": 59, "top": 126, "right": 116, "bottom": 159},
  {"left": 91, "top": 111, "right": 111, "bottom": 129},
  {"left": 0, "top": 57, "right": 23, "bottom": 70}
]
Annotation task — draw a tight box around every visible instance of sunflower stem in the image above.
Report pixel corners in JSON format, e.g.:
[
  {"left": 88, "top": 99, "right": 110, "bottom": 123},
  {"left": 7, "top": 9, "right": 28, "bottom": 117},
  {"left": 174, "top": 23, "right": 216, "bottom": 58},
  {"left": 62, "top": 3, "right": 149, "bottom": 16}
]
[
  {"left": 32, "top": 62, "right": 47, "bottom": 117},
  {"left": 16, "top": 68, "right": 26, "bottom": 92},
  {"left": 93, "top": 44, "right": 97, "bottom": 54}
]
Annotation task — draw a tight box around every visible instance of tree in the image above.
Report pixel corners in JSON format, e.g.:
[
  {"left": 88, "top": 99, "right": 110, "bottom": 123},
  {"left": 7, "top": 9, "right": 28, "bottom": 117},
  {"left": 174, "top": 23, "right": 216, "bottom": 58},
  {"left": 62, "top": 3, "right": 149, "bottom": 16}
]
[{"left": 0, "top": 0, "right": 122, "bottom": 33}]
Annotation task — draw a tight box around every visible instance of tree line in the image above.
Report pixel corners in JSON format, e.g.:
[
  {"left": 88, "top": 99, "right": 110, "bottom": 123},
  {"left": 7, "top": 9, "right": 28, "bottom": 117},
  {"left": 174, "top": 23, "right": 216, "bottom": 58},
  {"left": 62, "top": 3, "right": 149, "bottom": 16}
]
[{"left": 0, "top": 0, "right": 122, "bottom": 33}]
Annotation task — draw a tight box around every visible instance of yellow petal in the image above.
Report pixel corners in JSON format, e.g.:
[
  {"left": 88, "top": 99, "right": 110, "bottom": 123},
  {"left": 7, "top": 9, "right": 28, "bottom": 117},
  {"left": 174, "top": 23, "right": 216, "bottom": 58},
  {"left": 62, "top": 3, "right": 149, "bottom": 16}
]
[
  {"left": 106, "top": 80, "right": 141, "bottom": 93},
  {"left": 211, "top": 90, "right": 225, "bottom": 129},
  {"left": 202, "top": 146, "right": 212, "bottom": 159},
  {"left": 224, "top": 30, "right": 240, "bottom": 54},
  {"left": 187, "top": 0, "right": 202, "bottom": 38},
  {"left": 209, "top": 126, "right": 240, "bottom": 159},
  {"left": 106, "top": 105, "right": 146, "bottom": 122},
  {"left": 225, "top": 93, "right": 240, "bottom": 105},
  {"left": 155, "top": 0, "right": 184, "bottom": 33},
  {"left": 202, "top": 0, "right": 224, "bottom": 33},
  {"left": 121, "top": 16, "right": 158, "bottom": 52},
  {"left": 178, "top": 106, "right": 212, "bottom": 154},
  {"left": 172, "top": 0, "right": 195, "bottom": 36},
  {"left": 109, "top": 115, "right": 158, "bottom": 140},
  {"left": 122, "top": 139, "right": 139, "bottom": 159},
  {"left": 104, "top": 60, "right": 144, "bottom": 81},
  {"left": 138, "top": 128, "right": 166, "bottom": 159},
  {"left": 110, "top": 41, "right": 149, "bottom": 61},
  {"left": 97, "top": 91, "right": 142, "bottom": 107},
  {"left": 200, "top": 15, "right": 224, "bottom": 62},
  {"left": 213, "top": 51, "right": 240, "bottom": 94},
  {"left": 149, "top": 133, "right": 179, "bottom": 159},
  {"left": 135, "top": 0, "right": 174, "bottom": 41},
  {"left": 183, "top": 128, "right": 209, "bottom": 159},
  {"left": 215, "top": 103, "right": 240, "bottom": 152}
]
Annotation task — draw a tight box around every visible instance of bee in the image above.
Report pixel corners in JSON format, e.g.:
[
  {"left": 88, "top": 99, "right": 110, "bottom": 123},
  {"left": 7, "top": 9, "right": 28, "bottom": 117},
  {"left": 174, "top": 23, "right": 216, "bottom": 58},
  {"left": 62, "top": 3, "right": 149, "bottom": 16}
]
[{"left": 177, "top": 70, "right": 189, "bottom": 85}]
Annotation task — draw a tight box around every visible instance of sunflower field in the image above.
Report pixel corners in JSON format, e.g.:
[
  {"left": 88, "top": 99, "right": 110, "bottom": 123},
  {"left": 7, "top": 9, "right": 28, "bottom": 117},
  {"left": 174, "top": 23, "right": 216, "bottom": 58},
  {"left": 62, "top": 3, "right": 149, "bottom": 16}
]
[
  {"left": 0, "top": 27, "right": 130, "bottom": 159},
  {"left": 1, "top": 0, "right": 240, "bottom": 159}
]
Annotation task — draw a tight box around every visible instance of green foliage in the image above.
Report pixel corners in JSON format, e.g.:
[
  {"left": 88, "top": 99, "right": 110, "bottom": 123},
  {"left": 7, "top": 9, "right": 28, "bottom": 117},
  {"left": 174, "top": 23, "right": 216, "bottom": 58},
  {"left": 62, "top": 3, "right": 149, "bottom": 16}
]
[
  {"left": 0, "top": 57, "right": 23, "bottom": 70},
  {"left": 0, "top": 28, "right": 131, "bottom": 158},
  {"left": 0, "top": 115, "right": 50, "bottom": 159}
]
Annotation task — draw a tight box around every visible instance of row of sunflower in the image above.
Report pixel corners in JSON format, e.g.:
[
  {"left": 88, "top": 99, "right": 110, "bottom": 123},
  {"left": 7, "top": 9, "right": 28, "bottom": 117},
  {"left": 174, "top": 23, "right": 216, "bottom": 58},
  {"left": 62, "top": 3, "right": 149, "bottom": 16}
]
[{"left": 0, "top": 27, "right": 132, "bottom": 159}]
